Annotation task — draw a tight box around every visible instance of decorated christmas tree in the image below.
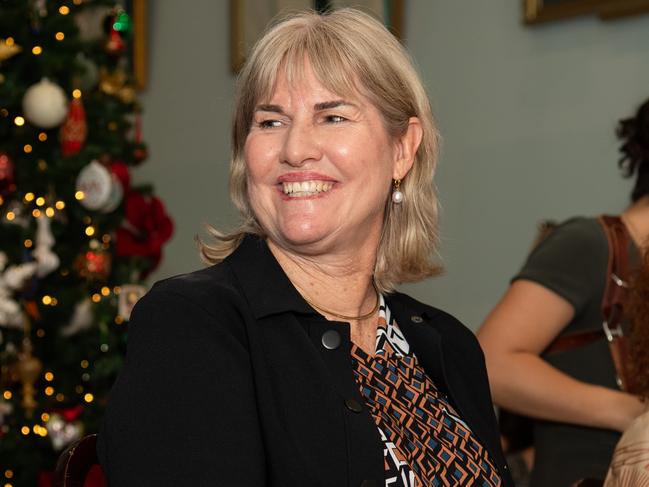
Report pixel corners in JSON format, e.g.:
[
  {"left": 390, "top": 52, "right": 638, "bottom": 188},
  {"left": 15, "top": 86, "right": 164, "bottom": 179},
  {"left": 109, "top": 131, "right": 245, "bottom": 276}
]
[{"left": 0, "top": 1, "right": 173, "bottom": 485}]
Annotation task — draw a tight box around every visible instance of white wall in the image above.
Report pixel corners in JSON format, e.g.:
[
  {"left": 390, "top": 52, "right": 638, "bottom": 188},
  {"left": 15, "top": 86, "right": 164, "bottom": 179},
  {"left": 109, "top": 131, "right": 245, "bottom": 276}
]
[{"left": 138, "top": 1, "right": 649, "bottom": 330}]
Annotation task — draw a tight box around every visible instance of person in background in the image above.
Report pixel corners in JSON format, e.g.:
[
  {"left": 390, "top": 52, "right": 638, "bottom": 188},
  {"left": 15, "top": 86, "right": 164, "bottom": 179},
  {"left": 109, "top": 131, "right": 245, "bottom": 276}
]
[
  {"left": 604, "top": 249, "right": 649, "bottom": 487},
  {"left": 478, "top": 98, "right": 649, "bottom": 487},
  {"left": 98, "top": 9, "right": 513, "bottom": 486}
]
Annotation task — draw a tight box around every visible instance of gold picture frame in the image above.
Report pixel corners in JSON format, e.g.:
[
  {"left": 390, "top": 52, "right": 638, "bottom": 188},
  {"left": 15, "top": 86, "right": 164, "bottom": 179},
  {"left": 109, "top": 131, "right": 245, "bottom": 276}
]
[
  {"left": 230, "top": 0, "right": 406, "bottom": 73},
  {"left": 132, "top": 0, "right": 147, "bottom": 90},
  {"left": 523, "top": 0, "right": 649, "bottom": 24}
]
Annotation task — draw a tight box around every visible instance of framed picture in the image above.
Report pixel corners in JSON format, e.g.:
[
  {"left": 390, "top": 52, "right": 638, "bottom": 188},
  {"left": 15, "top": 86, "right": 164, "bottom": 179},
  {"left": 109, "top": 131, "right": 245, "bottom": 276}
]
[
  {"left": 523, "top": 0, "right": 649, "bottom": 24},
  {"left": 230, "top": 0, "right": 406, "bottom": 73},
  {"left": 74, "top": 0, "right": 148, "bottom": 89}
]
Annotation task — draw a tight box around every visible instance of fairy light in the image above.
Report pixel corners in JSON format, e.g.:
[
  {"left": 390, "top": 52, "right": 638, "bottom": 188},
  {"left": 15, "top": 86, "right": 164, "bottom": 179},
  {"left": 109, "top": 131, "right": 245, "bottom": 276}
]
[
  {"left": 45, "top": 207, "right": 54, "bottom": 217},
  {"left": 91, "top": 293, "right": 101, "bottom": 303},
  {"left": 35, "top": 197, "right": 45, "bottom": 206},
  {"left": 20, "top": 426, "right": 30, "bottom": 435},
  {"left": 24, "top": 192, "right": 35, "bottom": 202},
  {"left": 72, "top": 89, "right": 82, "bottom": 99},
  {"left": 24, "top": 239, "right": 33, "bottom": 248},
  {"left": 38, "top": 159, "right": 47, "bottom": 171},
  {"left": 44, "top": 386, "right": 54, "bottom": 396},
  {"left": 75, "top": 385, "right": 84, "bottom": 394},
  {"left": 0, "top": 196, "right": 3, "bottom": 205},
  {"left": 85, "top": 226, "right": 95, "bottom": 236},
  {"left": 41, "top": 413, "right": 50, "bottom": 422},
  {"left": 38, "top": 132, "right": 47, "bottom": 142},
  {"left": 56, "top": 393, "right": 64, "bottom": 402},
  {"left": 55, "top": 32, "right": 65, "bottom": 41},
  {"left": 4, "top": 470, "right": 13, "bottom": 478},
  {"left": 101, "top": 286, "right": 110, "bottom": 296},
  {"left": 84, "top": 393, "right": 94, "bottom": 403},
  {"left": 6, "top": 212, "right": 16, "bottom": 221},
  {"left": 113, "top": 286, "right": 121, "bottom": 294},
  {"left": 80, "top": 360, "right": 89, "bottom": 369},
  {"left": 42, "top": 295, "right": 52, "bottom": 305},
  {"left": 2, "top": 391, "right": 11, "bottom": 400},
  {"left": 23, "top": 144, "right": 32, "bottom": 153},
  {"left": 102, "top": 234, "right": 111, "bottom": 243},
  {"left": 0, "top": 108, "right": 8, "bottom": 117},
  {"left": 115, "top": 315, "right": 124, "bottom": 325},
  {"left": 55, "top": 201, "right": 65, "bottom": 210},
  {"left": 13, "top": 116, "right": 24, "bottom": 126},
  {"left": 59, "top": 5, "right": 70, "bottom": 15},
  {"left": 44, "top": 372, "right": 54, "bottom": 381},
  {"left": 32, "top": 209, "right": 41, "bottom": 218},
  {"left": 5, "top": 37, "right": 14, "bottom": 46},
  {"left": 32, "top": 46, "right": 42, "bottom": 55},
  {"left": 36, "top": 328, "right": 45, "bottom": 337},
  {"left": 75, "top": 191, "right": 85, "bottom": 200}
]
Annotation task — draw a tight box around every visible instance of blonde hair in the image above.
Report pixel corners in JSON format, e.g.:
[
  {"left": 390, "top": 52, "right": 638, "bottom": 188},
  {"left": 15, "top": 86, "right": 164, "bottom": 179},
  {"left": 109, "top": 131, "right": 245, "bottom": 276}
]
[{"left": 199, "top": 8, "right": 441, "bottom": 292}]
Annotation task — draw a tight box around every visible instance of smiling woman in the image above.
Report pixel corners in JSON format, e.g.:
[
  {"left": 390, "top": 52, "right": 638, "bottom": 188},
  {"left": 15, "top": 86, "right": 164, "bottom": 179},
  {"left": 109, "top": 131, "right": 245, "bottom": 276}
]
[{"left": 98, "top": 8, "right": 514, "bottom": 486}]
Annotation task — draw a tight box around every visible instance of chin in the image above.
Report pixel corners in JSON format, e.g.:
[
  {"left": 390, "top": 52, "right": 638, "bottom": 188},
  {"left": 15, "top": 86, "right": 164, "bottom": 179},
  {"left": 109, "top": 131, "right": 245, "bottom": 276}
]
[{"left": 274, "top": 222, "right": 332, "bottom": 252}]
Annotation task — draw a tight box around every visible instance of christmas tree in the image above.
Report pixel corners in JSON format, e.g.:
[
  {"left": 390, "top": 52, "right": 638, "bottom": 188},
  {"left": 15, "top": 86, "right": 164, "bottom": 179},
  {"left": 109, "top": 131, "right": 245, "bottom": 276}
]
[{"left": 0, "top": 1, "right": 173, "bottom": 485}]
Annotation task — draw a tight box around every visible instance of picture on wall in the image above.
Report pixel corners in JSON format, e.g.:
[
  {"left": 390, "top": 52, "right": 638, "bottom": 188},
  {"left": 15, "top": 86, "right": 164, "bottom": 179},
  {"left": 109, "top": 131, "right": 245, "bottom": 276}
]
[
  {"left": 524, "top": 0, "right": 649, "bottom": 24},
  {"left": 230, "top": 0, "right": 405, "bottom": 73}
]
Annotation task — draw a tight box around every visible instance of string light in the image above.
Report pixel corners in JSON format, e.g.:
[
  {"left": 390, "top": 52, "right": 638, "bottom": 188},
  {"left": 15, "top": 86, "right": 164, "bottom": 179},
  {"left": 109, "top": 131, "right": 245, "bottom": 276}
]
[
  {"left": 21, "top": 426, "right": 30, "bottom": 435},
  {"left": 115, "top": 315, "right": 124, "bottom": 325},
  {"left": 23, "top": 144, "right": 32, "bottom": 153},
  {"left": 32, "top": 46, "right": 42, "bottom": 55},
  {"left": 41, "top": 413, "right": 50, "bottom": 422},
  {"left": 55, "top": 32, "right": 65, "bottom": 41},
  {"left": 24, "top": 239, "right": 33, "bottom": 248},
  {"left": 91, "top": 293, "right": 101, "bottom": 303},
  {"left": 42, "top": 295, "right": 52, "bottom": 305},
  {"left": 0, "top": 108, "right": 8, "bottom": 117},
  {"left": 32, "top": 209, "right": 41, "bottom": 218},
  {"left": 59, "top": 5, "right": 70, "bottom": 15},
  {"left": 44, "top": 372, "right": 54, "bottom": 381},
  {"left": 38, "top": 132, "right": 47, "bottom": 141},
  {"left": 38, "top": 159, "right": 47, "bottom": 171},
  {"left": 72, "top": 89, "right": 82, "bottom": 99},
  {"left": 45, "top": 386, "right": 54, "bottom": 396},
  {"left": 2, "top": 391, "right": 11, "bottom": 400},
  {"left": 101, "top": 286, "right": 110, "bottom": 296},
  {"left": 5, "top": 37, "right": 14, "bottom": 46},
  {"left": 75, "top": 385, "right": 84, "bottom": 394},
  {"left": 75, "top": 191, "right": 85, "bottom": 200},
  {"left": 24, "top": 192, "right": 35, "bottom": 202},
  {"left": 0, "top": 196, "right": 3, "bottom": 205},
  {"left": 6, "top": 212, "right": 16, "bottom": 221},
  {"left": 84, "top": 393, "right": 94, "bottom": 403},
  {"left": 56, "top": 393, "right": 65, "bottom": 402},
  {"left": 85, "top": 226, "right": 95, "bottom": 236},
  {"left": 35, "top": 197, "right": 45, "bottom": 206},
  {"left": 13, "top": 116, "right": 24, "bottom": 126},
  {"left": 113, "top": 286, "right": 121, "bottom": 294},
  {"left": 55, "top": 201, "right": 65, "bottom": 210},
  {"left": 4, "top": 469, "right": 13, "bottom": 478},
  {"left": 36, "top": 328, "right": 45, "bottom": 337},
  {"left": 45, "top": 207, "right": 54, "bottom": 217},
  {"left": 80, "top": 360, "right": 89, "bottom": 369}
]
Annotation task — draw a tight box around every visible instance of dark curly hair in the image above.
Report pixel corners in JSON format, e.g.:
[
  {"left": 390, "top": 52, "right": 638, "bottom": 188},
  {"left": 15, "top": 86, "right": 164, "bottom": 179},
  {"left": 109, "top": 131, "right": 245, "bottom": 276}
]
[
  {"left": 618, "top": 98, "right": 649, "bottom": 202},
  {"left": 628, "top": 250, "right": 649, "bottom": 399}
]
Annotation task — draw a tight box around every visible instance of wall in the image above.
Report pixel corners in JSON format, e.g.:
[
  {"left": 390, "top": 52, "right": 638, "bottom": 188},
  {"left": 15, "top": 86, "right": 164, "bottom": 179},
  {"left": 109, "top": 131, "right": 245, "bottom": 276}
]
[{"left": 138, "top": 1, "right": 649, "bottom": 330}]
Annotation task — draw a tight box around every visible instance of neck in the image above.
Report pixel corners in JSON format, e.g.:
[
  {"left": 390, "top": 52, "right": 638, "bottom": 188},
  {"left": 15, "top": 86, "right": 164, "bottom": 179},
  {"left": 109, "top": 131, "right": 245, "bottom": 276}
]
[
  {"left": 622, "top": 195, "right": 649, "bottom": 250},
  {"left": 267, "top": 238, "right": 379, "bottom": 323}
]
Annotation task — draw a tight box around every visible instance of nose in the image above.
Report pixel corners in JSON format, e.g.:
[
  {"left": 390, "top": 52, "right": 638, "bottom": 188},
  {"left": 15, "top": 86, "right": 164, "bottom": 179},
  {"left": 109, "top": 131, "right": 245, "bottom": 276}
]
[{"left": 280, "top": 120, "right": 322, "bottom": 167}]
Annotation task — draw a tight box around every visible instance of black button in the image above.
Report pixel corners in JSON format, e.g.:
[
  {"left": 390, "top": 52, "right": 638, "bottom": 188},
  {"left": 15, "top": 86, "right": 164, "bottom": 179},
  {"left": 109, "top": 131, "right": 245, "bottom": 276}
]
[
  {"left": 344, "top": 398, "right": 363, "bottom": 413},
  {"left": 410, "top": 315, "right": 423, "bottom": 323},
  {"left": 321, "top": 330, "right": 341, "bottom": 350},
  {"left": 360, "top": 481, "right": 376, "bottom": 487}
]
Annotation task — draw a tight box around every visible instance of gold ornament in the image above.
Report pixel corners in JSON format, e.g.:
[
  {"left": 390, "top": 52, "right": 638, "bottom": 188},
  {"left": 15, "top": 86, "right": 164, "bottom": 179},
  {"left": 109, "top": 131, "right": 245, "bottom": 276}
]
[
  {"left": 0, "top": 39, "right": 22, "bottom": 62},
  {"left": 99, "top": 68, "right": 136, "bottom": 104}
]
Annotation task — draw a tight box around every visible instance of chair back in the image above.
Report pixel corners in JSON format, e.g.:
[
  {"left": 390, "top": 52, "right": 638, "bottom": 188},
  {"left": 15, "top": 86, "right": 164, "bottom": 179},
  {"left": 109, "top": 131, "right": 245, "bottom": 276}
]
[{"left": 53, "top": 434, "right": 106, "bottom": 487}]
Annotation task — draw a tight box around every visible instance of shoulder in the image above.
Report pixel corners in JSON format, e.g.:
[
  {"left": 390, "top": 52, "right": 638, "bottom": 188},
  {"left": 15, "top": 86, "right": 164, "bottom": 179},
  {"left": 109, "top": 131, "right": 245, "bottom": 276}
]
[{"left": 543, "top": 216, "right": 605, "bottom": 248}]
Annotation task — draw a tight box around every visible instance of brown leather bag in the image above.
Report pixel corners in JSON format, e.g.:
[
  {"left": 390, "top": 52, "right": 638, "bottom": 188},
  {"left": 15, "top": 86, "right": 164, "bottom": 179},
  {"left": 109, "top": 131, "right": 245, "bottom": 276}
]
[{"left": 546, "top": 215, "right": 638, "bottom": 393}]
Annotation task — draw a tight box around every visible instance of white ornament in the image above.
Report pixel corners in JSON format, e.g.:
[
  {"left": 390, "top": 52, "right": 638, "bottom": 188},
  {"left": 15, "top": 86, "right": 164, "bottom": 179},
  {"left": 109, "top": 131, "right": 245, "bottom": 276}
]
[
  {"left": 46, "top": 413, "right": 83, "bottom": 451},
  {"left": 76, "top": 160, "right": 112, "bottom": 211},
  {"left": 22, "top": 78, "right": 69, "bottom": 129},
  {"left": 2, "top": 262, "right": 37, "bottom": 290},
  {"left": 60, "top": 298, "right": 94, "bottom": 336},
  {"left": 0, "top": 292, "right": 24, "bottom": 329},
  {"left": 118, "top": 284, "right": 147, "bottom": 320},
  {"left": 100, "top": 174, "right": 124, "bottom": 213},
  {"left": 33, "top": 216, "right": 60, "bottom": 278}
]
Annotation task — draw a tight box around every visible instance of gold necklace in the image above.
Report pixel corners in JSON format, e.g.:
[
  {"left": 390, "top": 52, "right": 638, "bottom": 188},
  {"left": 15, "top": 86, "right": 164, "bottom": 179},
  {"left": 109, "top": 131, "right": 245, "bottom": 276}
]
[{"left": 300, "top": 281, "right": 380, "bottom": 321}]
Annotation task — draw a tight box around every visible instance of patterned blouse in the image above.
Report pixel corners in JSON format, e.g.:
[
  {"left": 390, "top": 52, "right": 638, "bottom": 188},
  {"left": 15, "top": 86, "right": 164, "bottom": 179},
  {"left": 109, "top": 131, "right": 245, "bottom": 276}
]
[{"left": 350, "top": 296, "right": 503, "bottom": 487}]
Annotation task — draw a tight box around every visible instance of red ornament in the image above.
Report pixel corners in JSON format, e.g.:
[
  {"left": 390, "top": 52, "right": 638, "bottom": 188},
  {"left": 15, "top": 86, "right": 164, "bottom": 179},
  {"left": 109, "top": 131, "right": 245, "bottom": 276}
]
[
  {"left": 75, "top": 250, "right": 112, "bottom": 281},
  {"left": 105, "top": 27, "right": 126, "bottom": 55},
  {"left": 110, "top": 161, "right": 130, "bottom": 192},
  {"left": 0, "top": 152, "right": 16, "bottom": 197},
  {"left": 59, "top": 98, "right": 87, "bottom": 156},
  {"left": 115, "top": 192, "right": 174, "bottom": 277},
  {"left": 132, "top": 143, "right": 148, "bottom": 164}
]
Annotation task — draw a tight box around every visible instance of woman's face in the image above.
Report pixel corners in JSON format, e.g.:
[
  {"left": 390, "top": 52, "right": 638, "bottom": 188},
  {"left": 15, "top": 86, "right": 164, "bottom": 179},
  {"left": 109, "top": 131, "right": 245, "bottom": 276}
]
[{"left": 244, "top": 61, "right": 410, "bottom": 256}]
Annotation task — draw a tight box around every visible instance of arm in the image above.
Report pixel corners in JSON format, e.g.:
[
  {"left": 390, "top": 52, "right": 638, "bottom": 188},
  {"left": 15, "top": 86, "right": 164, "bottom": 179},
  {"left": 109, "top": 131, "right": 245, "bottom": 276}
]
[
  {"left": 478, "top": 279, "right": 644, "bottom": 432},
  {"left": 98, "top": 286, "right": 266, "bottom": 486}
]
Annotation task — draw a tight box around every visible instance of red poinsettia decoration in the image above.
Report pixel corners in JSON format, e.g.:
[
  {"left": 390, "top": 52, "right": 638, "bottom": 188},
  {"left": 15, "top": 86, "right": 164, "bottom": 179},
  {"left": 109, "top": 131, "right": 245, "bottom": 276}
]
[{"left": 115, "top": 191, "right": 173, "bottom": 276}]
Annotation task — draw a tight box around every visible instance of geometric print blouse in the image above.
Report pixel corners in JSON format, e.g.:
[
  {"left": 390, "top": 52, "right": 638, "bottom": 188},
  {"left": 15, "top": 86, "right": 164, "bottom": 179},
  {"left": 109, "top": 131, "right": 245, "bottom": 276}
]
[{"left": 350, "top": 295, "right": 503, "bottom": 487}]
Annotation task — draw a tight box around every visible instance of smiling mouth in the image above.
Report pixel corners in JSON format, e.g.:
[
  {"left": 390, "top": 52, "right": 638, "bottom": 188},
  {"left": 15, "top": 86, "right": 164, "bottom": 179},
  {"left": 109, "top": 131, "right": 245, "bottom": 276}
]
[{"left": 282, "top": 180, "right": 334, "bottom": 197}]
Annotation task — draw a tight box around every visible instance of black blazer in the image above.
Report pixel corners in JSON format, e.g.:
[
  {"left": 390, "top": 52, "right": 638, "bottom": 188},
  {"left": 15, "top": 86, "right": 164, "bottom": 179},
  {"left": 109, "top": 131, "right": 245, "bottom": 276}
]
[{"left": 98, "top": 235, "right": 513, "bottom": 486}]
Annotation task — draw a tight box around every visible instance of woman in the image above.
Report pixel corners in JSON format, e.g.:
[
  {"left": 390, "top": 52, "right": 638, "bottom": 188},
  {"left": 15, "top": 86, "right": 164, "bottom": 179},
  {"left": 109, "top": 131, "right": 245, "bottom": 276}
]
[
  {"left": 478, "top": 98, "right": 649, "bottom": 487},
  {"left": 604, "top": 249, "right": 649, "bottom": 486},
  {"left": 98, "top": 9, "right": 512, "bottom": 486}
]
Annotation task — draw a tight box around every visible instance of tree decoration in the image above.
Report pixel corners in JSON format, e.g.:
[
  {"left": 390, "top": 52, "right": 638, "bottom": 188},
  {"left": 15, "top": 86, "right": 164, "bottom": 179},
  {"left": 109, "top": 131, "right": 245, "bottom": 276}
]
[
  {"left": 74, "top": 249, "right": 112, "bottom": 281},
  {"left": 22, "top": 78, "right": 68, "bottom": 129},
  {"left": 75, "top": 160, "right": 113, "bottom": 211},
  {"left": 0, "top": 152, "right": 16, "bottom": 198},
  {"left": 60, "top": 298, "right": 93, "bottom": 336},
  {"left": 33, "top": 216, "right": 60, "bottom": 278},
  {"left": 0, "top": 38, "right": 22, "bottom": 62},
  {"left": 60, "top": 97, "right": 87, "bottom": 156}
]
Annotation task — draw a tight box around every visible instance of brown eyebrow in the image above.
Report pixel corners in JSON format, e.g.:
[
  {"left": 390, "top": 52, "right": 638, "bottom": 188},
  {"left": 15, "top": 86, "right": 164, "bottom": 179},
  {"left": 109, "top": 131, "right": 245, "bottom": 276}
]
[{"left": 254, "top": 100, "right": 356, "bottom": 114}]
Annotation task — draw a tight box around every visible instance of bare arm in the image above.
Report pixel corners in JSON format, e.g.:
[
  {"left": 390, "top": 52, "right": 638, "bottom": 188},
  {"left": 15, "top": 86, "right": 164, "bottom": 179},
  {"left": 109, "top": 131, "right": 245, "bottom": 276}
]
[{"left": 478, "top": 279, "right": 644, "bottom": 432}]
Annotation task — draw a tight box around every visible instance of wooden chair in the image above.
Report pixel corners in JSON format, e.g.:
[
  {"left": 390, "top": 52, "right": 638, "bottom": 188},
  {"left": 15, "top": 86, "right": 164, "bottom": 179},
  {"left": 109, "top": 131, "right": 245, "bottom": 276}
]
[{"left": 53, "top": 434, "right": 106, "bottom": 487}]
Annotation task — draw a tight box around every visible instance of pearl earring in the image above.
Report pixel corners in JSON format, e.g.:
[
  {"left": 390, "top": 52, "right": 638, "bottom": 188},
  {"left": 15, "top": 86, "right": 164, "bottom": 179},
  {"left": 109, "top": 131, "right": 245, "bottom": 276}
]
[{"left": 392, "top": 179, "right": 403, "bottom": 204}]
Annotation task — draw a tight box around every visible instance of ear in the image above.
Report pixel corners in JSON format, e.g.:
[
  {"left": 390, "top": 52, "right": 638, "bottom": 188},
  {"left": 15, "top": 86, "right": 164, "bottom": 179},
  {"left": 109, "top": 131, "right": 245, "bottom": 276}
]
[{"left": 393, "top": 117, "right": 423, "bottom": 180}]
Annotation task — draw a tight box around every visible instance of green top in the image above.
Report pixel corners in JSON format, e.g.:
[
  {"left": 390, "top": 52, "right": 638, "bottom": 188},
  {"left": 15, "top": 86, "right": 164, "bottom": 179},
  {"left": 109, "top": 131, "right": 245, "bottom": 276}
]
[{"left": 512, "top": 216, "right": 640, "bottom": 487}]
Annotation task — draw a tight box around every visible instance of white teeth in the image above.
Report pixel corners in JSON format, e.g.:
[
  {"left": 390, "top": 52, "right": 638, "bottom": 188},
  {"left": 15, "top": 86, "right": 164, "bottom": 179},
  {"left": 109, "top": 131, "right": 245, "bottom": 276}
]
[{"left": 282, "top": 180, "right": 333, "bottom": 196}]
